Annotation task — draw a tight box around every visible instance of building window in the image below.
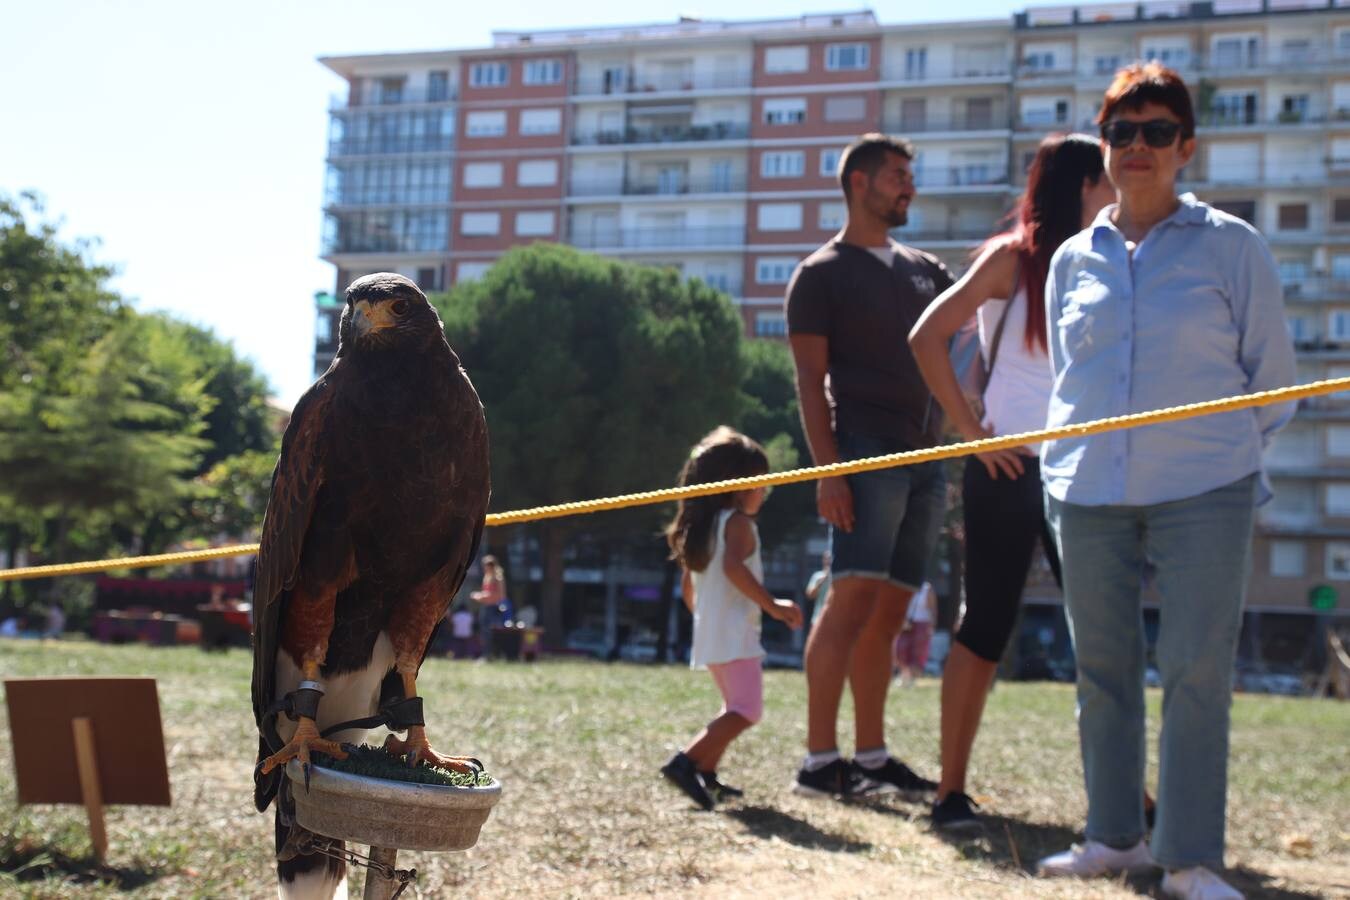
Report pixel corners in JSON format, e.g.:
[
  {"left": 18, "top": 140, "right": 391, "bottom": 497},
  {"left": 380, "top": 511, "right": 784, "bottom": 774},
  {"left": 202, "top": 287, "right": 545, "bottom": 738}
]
[
  {"left": 757, "top": 202, "right": 803, "bottom": 231},
  {"left": 1279, "top": 203, "right": 1310, "bottom": 231},
  {"left": 764, "top": 45, "right": 809, "bottom": 74},
  {"left": 515, "top": 211, "right": 556, "bottom": 236},
  {"left": 374, "top": 77, "right": 405, "bottom": 104},
  {"left": 904, "top": 48, "right": 927, "bottom": 80},
  {"left": 1094, "top": 54, "right": 1122, "bottom": 75},
  {"left": 466, "top": 110, "right": 508, "bottom": 137},
  {"left": 1335, "top": 254, "right": 1350, "bottom": 282},
  {"left": 1334, "top": 197, "right": 1350, "bottom": 225},
  {"left": 756, "top": 257, "right": 798, "bottom": 284},
  {"left": 1331, "top": 310, "right": 1350, "bottom": 342},
  {"left": 470, "top": 62, "right": 509, "bottom": 87},
  {"left": 820, "top": 148, "right": 842, "bottom": 178},
  {"left": 825, "top": 43, "right": 870, "bottom": 71},
  {"left": 754, "top": 311, "right": 789, "bottom": 337},
  {"left": 1339, "top": 28, "right": 1350, "bottom": 57},
  {"left": 760, "top": 151, "right": 805, "bottom": 178},
  {"left": 461, "top": 212, "right": 501, "bottom": 236},
  {"left": 1288, "top": 315, "right": 1314, "bottom": 344},
  {"left": 517, "top": 159, "right": 559, "bottom": 186},
  {"left": 463, "top": 162, "right": 503, "bottom": 188},
  {"left": 1023, "top": 51, "right": 1056, "bottom": 71},
  {"left": 1329, "top": 425, "right": 1350, "bottom": 457},
  {"left": 427, "top": 71, "right": 450, "bottom": 101},
  {"left": 1270, "top": 540, "right": 1306, "bottom": 578},
  {"left": 416, "top": 266, "right": 443, "bottom": 292},
  {"left": 1328, "top": 483, "right": 1350, "bottom": 516},
  {"left": 519, "top": 108, "right": 562, "bottom": 135},
  {"left": 522, "top": 59, "right": 563, "bottom": 85},
  {"left": 818, "top": 202, "right": 845, "bottom": 230},
  {"left": 824, "top": 96, "right": 866, "bottom": 122},
  {"left": 1142, "top": 44, "right": 1190, "bottom": 68},
  {"left": 763, "top": 98, "right": 807, "bottom": 125},
  {"left": 1328, "top": 543, "right": 1350, "bottom": 579},
  {"left": 457, "top": 262, "right": 492, "bottom": 282}
]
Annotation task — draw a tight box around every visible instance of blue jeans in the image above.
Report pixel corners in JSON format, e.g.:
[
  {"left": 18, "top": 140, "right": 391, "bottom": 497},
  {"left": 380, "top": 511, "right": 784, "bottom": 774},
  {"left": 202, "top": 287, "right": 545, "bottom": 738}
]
[
  {"left": 1045, "top": 474, "right": 1256, "bottom": 871},
  {"left": 829, "top": 431, "right": 946, "bottom": 591}
]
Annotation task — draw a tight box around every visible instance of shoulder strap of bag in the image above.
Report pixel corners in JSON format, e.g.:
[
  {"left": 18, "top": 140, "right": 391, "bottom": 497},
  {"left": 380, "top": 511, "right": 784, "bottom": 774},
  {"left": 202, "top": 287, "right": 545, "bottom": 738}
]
[{"left": 984, "top": 252, "right": 1021, "bottom": 380}]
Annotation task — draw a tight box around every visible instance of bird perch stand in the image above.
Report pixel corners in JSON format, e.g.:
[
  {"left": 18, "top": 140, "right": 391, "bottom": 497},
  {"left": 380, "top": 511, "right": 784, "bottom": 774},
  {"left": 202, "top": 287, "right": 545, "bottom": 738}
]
[{"left": 284, "top": 759, "right": 501, "bottom": 899}]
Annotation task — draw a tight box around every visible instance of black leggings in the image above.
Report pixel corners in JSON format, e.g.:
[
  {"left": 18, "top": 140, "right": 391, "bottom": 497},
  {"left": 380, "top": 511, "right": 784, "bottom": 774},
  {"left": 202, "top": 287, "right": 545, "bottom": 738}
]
[{"left": 955, "top": 455, "right": 1062, "bottom": 663}]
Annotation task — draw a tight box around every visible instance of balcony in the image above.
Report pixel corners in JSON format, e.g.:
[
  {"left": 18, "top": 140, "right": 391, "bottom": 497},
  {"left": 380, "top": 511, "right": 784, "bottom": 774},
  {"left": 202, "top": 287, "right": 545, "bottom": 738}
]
[
  {"left": 572, "top": 70, "right": 752, "bottom": 96},
  {"left": 889, "top": 226, "right": 995, "bottom": 243},
  {"left": 331, "top": 87, "right": 458, "bottom": 109},
  {"left": 571, "top": 121, "right": 751, "bottom": 147},
  {"left": 567, "top": 225, "right": 745, "bottom": 250},
  {"left": 880, "top": 63, "right": 1010, "bottom": 84},
  {"left": 1284, "top": 279, "right": 1350, "bottom": 301},
  {"left": 327, "top": 136, "right": 455, "bottom": 158},
  {"left": 882, "top": 116, "right": 1010, "bottom": 135},
  {"left": 913, "top": 166, "right": 1010, "bottom": 190},
  {"left": 567, "top": 174, "right": 748, "bottom": 198}
]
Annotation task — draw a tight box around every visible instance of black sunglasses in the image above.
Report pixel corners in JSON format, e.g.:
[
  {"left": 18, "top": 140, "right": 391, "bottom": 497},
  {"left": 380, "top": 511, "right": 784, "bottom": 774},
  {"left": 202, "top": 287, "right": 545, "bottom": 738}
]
[{"left": 1100, "top": 118, "right": 1183, "bottom": 149}]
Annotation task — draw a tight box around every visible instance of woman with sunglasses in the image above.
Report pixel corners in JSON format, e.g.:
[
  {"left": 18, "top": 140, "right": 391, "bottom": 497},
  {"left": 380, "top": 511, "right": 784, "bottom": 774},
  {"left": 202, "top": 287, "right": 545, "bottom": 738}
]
[
  {"left": 908, "top": 132, "right": 1113, "bottom": 832},
  {"left": 1034, "top": 64, "right": 1296, "bottom": 900}
]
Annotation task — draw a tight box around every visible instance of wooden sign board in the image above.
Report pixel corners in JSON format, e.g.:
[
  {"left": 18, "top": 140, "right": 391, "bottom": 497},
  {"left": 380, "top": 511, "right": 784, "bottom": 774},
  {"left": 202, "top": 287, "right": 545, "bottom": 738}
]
[{"left": 5, "top": 677, "right": 171, "bottom": 806}]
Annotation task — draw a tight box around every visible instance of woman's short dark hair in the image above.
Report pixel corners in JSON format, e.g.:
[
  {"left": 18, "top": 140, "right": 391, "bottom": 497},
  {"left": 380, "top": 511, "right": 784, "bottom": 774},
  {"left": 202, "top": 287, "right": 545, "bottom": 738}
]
[
  {"left": 1097, "top": 62, "right": 1195, "bottom": 139},
  {"left": 838, "top": 133, "right": 916, "bottom": 200}
]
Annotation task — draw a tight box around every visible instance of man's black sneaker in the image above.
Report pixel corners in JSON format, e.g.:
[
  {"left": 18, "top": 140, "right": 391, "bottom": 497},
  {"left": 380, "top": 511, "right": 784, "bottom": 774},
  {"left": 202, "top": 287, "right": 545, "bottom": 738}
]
[
  {"left": 931, "top": 791, "right": 982, "bottom": 833},
  {"left": 791, "top": 758, "right": 870, "bottom": 798},
  {"left": 700, "top": 771, "right": 743, "bottom": 803},
  {"left": 660, "top": 752, "right": 714, "bottom": 810},
  {"left": 855, "top": 757, "right": 938, "bottom": 800}
]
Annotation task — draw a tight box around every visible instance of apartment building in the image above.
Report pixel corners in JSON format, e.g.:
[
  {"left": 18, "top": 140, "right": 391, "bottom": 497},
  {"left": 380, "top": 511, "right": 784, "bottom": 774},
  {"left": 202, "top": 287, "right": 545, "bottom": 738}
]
[{"left": 318, "top": 2, "right": 1350, "bottom": 653}]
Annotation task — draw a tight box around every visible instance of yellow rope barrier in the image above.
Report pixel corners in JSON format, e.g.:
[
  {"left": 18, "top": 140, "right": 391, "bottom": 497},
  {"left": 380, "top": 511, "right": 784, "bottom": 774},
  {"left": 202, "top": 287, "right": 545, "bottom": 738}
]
[{"left": 3, "top": 376, "right": 1347, "bottom": 583}]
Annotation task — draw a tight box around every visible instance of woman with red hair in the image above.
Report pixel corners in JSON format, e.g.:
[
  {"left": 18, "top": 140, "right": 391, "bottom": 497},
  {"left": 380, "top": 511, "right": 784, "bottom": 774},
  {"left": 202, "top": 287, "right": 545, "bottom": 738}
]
[{"left": 909, "top": 132, "right": 1114, "bottom": 831}]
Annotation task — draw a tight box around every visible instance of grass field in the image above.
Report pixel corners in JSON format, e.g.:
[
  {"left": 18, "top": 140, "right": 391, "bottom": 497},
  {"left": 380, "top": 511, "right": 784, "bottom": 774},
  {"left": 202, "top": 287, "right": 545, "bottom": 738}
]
[{"left": 1, "top": 638, "right": 1347, "bottom": 899}]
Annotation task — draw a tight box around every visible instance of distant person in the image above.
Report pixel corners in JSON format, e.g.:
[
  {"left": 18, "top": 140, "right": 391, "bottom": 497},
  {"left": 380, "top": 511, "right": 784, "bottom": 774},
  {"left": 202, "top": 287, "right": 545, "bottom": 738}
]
[
  {"left": 43, "top": 601, "right": 66, "bottom": 639},
  {"left": 472, "top": 555, "right": 511, "bottom": 628},
  {"left": 908, "top": 132, "right": 1114, "bottom": 832},
  {"left": 659, "top": 427, "right": 803, "bottom": 809},
  {"left": 449, "top": 605, "right": 475, "bottom": 659},
  {"left": 1033, "top": 65, "right": 1296, "bottom": 900},
  {"left": 893, "top": 582, "right": 936, "bottom": 687},
  {"left": 804, "top": 551, "right": 832, "bottom": 628},
  {"left": 786, "top": 133, "right": 951, "bottom": 799}
]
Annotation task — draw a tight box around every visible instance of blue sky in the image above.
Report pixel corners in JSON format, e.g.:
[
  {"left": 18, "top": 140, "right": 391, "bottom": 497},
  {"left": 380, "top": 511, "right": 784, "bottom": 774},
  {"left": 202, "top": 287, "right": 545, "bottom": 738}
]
[{"left": 1, "top": 0, "right": 1047, "bottom": 405}]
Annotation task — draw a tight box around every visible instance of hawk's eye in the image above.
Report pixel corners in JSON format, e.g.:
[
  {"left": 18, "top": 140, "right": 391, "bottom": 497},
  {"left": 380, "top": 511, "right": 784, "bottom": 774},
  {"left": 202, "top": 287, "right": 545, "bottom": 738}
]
[{"left": 391, "top": 299, "right": 409, "bottom": 316}]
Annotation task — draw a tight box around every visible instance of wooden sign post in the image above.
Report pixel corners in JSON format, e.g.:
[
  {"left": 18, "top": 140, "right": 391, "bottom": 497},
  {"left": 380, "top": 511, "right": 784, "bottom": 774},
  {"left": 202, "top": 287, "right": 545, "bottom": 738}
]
[{"left": 4, "top": 678, "right": 171, "bottom": 863}]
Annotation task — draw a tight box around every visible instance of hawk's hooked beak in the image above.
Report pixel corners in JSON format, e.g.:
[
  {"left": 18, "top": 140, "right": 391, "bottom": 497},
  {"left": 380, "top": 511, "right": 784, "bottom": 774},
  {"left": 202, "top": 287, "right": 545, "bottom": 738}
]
[{"left": 352, "top": 300, "right": 395, "bottom": 337}]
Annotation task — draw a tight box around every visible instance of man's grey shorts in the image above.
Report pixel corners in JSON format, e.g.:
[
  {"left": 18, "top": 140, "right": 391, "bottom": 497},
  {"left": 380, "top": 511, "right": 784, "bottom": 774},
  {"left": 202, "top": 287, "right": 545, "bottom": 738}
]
[{"left": 829, "top": 431, "right": 946, "bottom": 592}]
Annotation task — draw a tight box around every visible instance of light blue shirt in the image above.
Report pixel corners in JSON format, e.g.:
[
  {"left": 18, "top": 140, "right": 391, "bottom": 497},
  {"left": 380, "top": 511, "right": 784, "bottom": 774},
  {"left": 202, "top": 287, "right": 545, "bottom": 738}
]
[{"left": 1041, "top": 194, "right": 1297, "bottom": 507}]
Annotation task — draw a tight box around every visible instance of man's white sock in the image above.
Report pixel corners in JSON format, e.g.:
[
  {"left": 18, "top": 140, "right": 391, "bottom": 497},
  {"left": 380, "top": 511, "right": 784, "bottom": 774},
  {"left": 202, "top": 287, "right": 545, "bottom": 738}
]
[
  {"left": 854, "top": 747, "right": 889, "bottom": 769},
  {"left": 803, "top": 750, "right": 841, "bottom": 772}
]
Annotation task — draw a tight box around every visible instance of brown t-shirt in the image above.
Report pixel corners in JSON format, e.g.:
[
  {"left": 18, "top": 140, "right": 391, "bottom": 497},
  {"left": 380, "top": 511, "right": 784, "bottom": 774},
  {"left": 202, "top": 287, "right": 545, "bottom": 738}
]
[{"left": 786, "top": 239, "right": 954, "bottom": 449}]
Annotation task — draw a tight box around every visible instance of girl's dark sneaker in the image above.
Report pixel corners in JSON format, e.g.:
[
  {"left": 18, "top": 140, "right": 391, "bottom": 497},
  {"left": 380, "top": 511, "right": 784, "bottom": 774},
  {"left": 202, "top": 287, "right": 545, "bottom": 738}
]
[
  {"left": 931, "top": 791, "right": 982, "bottom": 833},
  {"left": 700, "top": 771, "right": 743, "bottom": 803},
  {"left": 660, "top": 752, "right": 714, "bottom": 810}
]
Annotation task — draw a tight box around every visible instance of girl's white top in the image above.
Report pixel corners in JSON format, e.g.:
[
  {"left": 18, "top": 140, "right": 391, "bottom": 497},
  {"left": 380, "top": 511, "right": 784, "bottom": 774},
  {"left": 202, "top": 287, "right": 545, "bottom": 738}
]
[
  {"left": 977, "top": 285, "right": 1054, "bottom": 452},
  {"left": 689, "top": 509, "right": 766, "bottom": 669}
]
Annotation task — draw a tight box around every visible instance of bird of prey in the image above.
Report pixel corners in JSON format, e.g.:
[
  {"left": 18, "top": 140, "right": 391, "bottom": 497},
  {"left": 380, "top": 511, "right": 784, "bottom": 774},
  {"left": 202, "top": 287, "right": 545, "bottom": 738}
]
[{"left": 251, "top": 273, "right": 490, "bottom": 899}]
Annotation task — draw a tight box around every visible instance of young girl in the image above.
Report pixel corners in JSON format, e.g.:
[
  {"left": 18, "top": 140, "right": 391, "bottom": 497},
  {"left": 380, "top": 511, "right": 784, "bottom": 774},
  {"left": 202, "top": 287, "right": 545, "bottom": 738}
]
[{"left": 660, "top": 426, "right": 803, "bottom": 810}]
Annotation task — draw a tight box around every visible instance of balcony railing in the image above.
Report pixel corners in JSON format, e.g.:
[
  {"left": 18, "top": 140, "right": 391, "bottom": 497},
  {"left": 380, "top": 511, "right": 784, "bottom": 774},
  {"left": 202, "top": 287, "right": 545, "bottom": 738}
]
[
  {"left": 571, "top": 121, "right": 751, "bottom": 146},
  {"left": 567, "top": 174, "right": 748, "bottom": 197},
  {"left": 332, "top": 87, "right": 458, "bottom": 109},
  {"left": 913, "top": 167, "right": 1010, "bottom": 189},
  {"left": 889, "top": 227, "right": 994, "bottom": 243},
  {"left": 1284, "top": 279, "right": 1350, "bottom": 300},
  {"left": 882, "top": 116, "right": 1009, "bottom": 134},
  {"left": 323, "top": 233, "right": 448, "bottom": 255},
  {"left": 572, "top": 70, "right": 752, "bottom": 95},
  {"left": 567, "top": 225, "right": 745, "bottom": 249},
  {"left": 881, "top": 64, "right": 1010, "bottom": 82},
  {"left": 327, "top": 136, "right": 456, "bottom": 157}
]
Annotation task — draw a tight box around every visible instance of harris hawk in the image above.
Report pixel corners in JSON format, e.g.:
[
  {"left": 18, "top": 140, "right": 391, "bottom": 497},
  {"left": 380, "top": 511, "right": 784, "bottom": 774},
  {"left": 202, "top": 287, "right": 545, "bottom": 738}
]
[{"left": 251, "top": 273, "right": 490, "bottom": 898}]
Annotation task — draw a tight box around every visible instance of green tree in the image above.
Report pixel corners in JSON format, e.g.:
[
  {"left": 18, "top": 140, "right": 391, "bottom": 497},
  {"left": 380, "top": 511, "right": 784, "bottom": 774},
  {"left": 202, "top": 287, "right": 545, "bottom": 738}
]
[{"left": 433, "top": 243, "right": 744, "bottom": 641}]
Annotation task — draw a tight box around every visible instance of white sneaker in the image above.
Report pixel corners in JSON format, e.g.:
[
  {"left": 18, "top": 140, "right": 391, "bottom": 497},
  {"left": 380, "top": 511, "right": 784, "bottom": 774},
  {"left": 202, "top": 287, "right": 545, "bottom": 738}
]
[
  {"left": 1161, "top": 866, "right": 1244, "bottom": 900},
  {"left": 1037, "top": 840, "right": 1155, "bottom": 878}
]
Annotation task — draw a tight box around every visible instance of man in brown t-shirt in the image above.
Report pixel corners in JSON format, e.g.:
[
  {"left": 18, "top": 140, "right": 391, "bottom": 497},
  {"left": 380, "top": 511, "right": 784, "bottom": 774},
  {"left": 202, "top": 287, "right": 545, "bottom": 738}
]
[{"left": 786, "top": 133, "right": 953, "bottom": 799}]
